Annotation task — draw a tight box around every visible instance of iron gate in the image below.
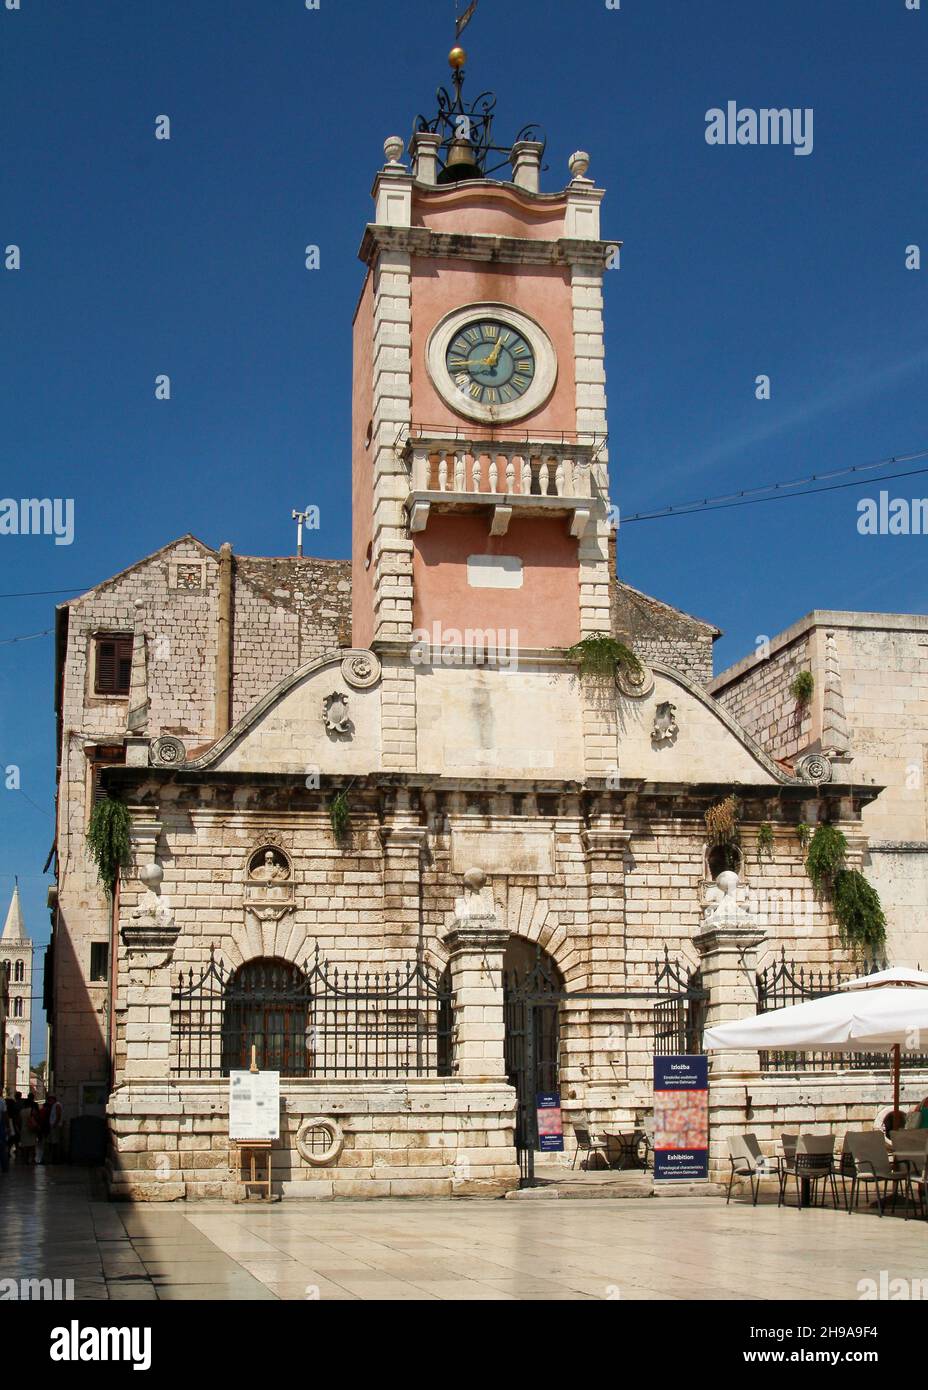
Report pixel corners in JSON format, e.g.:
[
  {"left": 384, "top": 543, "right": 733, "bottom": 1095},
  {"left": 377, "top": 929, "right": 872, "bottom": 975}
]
[
  {"left": 504, "top": 951, "right": 563, "bottom": 1187},
  {"left": 504, "top": 948, "right": 708, "bottom": 1187}
]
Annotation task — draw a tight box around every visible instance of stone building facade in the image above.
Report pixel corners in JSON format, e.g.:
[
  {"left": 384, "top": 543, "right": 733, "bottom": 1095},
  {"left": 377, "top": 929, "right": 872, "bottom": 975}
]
[
  {"left": 48, "top": 61, "right": 924, "bottom": 1196},
  {"left": 711, "top": 610, "right": 928, "bottom": 967},
  {"left": 49, "top": 539, "right": 351, "bottom": 1118}
]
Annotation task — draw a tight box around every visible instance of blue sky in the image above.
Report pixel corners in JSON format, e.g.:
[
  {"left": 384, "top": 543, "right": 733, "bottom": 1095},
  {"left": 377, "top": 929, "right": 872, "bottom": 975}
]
[{"left": 1, "top": 0, "right": 926, "bottom": 1059}]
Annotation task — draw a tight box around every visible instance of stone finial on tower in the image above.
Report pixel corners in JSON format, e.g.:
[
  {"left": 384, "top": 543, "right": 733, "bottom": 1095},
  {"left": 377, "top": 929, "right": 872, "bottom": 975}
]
[
  {"left": 510, "top": 140, "right": 544, "bottom": 193},
  {"left": 568, "top": 150, "right": 591, "bottom": 181}
]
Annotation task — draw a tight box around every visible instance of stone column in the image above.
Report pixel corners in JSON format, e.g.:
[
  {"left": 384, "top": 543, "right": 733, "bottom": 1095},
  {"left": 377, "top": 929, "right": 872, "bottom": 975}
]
[
  {"left": 694, "top": 873, "right": 768, "bottom": 1183},
  {"left": 694, "top": 873, "right": 767, "bottom": 1075},
  {"left": 118, "top": 854, "right": 178, "bottom": 1084},
  {"left": 442, "top": 870, "right": 508, "bottom": 1082}
]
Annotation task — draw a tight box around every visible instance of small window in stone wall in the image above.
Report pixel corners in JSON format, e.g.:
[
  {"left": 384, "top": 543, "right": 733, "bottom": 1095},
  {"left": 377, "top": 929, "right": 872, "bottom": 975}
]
[
  {"left": 706, "top": 843, "right": 743, "bottom": 879},
  {"left": 14, "top": 960, "right": 24, "bottom": 983},
  {"left": 94, "top": 635, "right": 133, "bottom": 695},
  {"left": 170, "top": 561, "right": 206, "bottom": 590},
  {"left": 89, "top": 942, "right": 109, "bottom": 983},
  {"left": 87, "top": 744, "right": 127, "bottom": 810}
]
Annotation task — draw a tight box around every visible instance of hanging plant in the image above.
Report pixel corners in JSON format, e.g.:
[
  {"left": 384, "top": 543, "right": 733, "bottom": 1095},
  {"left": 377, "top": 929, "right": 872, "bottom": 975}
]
[
  {"left": 832, "top": 869, "right": 887, "bottom": 957},
  {"left": 329, "top": 789, "right": 351, "bottom": 844},
  {"left": 705, "top": 794, "right": 742, "bottom": 849},
  {"left": 805, "top": 823, "right": 847, "bottom": 893},
  {"left": 790, "top": 670, "right": 814, "bottom": 706},
  {"left": 796, "top": 822, "right": 811, "bottom": 851},
  {"left": 86, "top": 796, "right": 132, "bottom": 898},
  {"left": 756, "top": 822, "right": 775, "bottom": 862},
  {"left": 564, "top": 634, "right": 642, "bottom": 682}
]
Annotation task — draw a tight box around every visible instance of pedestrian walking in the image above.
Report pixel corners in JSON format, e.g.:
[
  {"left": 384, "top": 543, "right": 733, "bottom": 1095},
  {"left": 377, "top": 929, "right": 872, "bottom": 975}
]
[
  {"left": 5, "top": 1098, "right": 19, "bottom": 1160},
  {"left": 0, "top": 1106, "right": 10, "bottom": 1174},
  {"left": 18, "top": 1099, "right": 39, "bottom": 1166},
  {"left": 46, "top": 1095, "right": 64, "bottom": 1164}
]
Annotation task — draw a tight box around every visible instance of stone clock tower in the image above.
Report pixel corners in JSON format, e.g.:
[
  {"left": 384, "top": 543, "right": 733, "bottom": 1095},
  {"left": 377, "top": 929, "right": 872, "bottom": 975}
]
[{"left": 352, "top": 50, "right": 617, "bottom": 763}]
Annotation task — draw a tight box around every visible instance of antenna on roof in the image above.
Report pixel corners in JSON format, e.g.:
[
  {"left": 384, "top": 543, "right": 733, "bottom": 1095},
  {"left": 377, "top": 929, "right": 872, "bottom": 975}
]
[{"left": 292, "top": 508, "right": 309, "bottom": 558}]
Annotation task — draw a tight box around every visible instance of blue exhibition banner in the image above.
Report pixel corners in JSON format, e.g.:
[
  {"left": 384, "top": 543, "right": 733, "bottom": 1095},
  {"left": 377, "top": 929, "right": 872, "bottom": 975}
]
[
  {"left": 536, "top": 1092, "right": 565, "bottom": 1151},
  {"left": 653, "top": 1056, "right": 709, "bottom": 1181}
]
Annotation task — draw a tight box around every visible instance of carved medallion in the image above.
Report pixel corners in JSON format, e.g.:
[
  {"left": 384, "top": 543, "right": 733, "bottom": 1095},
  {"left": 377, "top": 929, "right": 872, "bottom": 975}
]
[
  {"left": 150, "top": 735, "right": 187, "bottom": 767},
  {"left": 340, "top": 650, "right": 382, "bottom": 690},
  {"left": 796, "top": 753, "right": 832, "bottom": 785},
  {"left": 615, "top": 660, "right": 655, "bottom": 699}
]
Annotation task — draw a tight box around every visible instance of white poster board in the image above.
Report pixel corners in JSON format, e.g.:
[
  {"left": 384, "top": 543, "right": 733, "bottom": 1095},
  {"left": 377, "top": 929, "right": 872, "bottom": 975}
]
[{"left": 228, "top": 1070, "right": 280, "bottom": 1141}]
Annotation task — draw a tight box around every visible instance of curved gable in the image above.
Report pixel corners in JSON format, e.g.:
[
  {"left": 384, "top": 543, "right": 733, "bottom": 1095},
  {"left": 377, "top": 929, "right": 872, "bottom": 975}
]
[{"left": 187, "top": 651, "right": 382, "bottom": 776}]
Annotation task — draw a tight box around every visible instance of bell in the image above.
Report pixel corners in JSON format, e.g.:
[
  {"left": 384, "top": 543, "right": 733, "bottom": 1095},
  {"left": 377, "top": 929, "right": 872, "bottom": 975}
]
[{"left": 438, "top": 136, "right": 481, "bottom": 184}]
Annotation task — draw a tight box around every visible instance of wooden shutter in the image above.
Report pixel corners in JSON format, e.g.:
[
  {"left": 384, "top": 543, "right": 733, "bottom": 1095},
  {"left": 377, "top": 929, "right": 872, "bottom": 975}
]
[{"left": 94, "top": 636, "right": 133, "bottom": 695}]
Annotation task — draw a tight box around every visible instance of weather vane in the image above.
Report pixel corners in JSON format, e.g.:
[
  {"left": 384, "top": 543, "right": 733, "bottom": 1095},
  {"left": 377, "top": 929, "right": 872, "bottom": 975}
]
[{"left": 454, "top": 0, "right": 479, "bottom": 43}]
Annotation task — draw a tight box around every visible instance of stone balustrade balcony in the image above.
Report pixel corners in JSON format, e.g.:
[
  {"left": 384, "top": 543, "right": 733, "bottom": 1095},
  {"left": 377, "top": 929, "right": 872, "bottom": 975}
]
[{"left": 402, "top": 430, "right": 604, "bottom": 538}]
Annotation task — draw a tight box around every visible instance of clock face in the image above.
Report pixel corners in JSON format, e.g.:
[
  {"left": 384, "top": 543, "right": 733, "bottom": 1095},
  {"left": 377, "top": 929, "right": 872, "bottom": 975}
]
[{"left": 445, "top": 319, "right": 537, "bottom": 409}]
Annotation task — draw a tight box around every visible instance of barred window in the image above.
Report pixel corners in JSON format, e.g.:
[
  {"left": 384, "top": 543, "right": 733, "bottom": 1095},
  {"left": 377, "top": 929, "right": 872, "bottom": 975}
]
[{"left": 221, "top": 958, "right": 309, "bottom": 1076}]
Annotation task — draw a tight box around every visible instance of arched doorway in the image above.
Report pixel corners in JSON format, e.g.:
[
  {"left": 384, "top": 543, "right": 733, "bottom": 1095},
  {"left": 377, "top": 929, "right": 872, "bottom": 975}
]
[
  {"left": 221, "top": 957, "right": 310, "bottom": 1076},
  {"left": 503, "top": 937, "right": 565, "bottom": 1185}
]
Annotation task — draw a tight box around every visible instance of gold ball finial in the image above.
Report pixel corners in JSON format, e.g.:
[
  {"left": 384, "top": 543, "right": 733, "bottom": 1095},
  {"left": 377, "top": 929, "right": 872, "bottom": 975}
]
[{"left": 449, "top": 46, "right": 466, "bottom": 70}]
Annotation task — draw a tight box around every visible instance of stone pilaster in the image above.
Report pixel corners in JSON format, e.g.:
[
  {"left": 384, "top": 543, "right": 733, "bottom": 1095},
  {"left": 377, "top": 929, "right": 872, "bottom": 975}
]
[
  {"left": 117, "top": 820, "right": 178, "bottom": 1084},
  {"left": 442, "top": 877, "right": 509, "bottom": 1082},
  {"left": 582, "top": 813, "right": 631, "bottom": 989},
  {"left": 377, "top": 645, "right": 418, "bottom": 772},
  {"left": 379, "top": 788, "right": 427, "bottom": 961}
]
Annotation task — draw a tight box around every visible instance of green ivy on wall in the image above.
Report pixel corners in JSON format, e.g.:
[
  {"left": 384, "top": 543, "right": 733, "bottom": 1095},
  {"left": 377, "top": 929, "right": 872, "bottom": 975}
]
[
  {"left": 86, "top": 797, "right": 131, "bottom": 898},
  {"left": 564, "top": 634, "right": 642, "bottom": 681},
  {"left": 804, "top": 822, "right": 886, "bottom": 956}
]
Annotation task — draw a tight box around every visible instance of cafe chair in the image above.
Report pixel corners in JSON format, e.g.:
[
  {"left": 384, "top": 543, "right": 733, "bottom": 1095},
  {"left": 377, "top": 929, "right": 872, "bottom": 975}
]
[
  {"left": 909, "top": 1154, "right": 928, "bottom": 1221},
  {"left": 726, "top": 1133, "right": 780, "bottom": 1206},
  {"left": 571, "top": 1124, "right": 611, "bottom": 1171},
  {"left": 847, "top": 1131, "right": 913, "bottom": 1218},
  {"left": 889, "top": 1129, "right": 928, "bottom": 1178},
  {"left": 779, "top": 1134, "right": 837, "bottom": 1210}
]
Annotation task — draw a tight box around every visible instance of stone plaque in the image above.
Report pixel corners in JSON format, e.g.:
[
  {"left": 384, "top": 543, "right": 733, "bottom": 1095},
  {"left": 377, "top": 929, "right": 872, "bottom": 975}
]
[
  {"left": 451, "top": 828, "right": 555, "bottom": 877},
  {"left": 466, "top": 555, "right": 523, "bottom": 589}
]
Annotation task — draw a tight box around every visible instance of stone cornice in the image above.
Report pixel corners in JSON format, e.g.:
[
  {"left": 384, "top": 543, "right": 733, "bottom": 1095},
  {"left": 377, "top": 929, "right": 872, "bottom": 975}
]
[
  {"left": 710, "top": 608, "right": 928, "bottom": 693},
  {"left": 694, "top": 924, "right": 768, "bottom": 956},
  {"left": 358, "top": 223, "right": 618, "bottom": 269}
]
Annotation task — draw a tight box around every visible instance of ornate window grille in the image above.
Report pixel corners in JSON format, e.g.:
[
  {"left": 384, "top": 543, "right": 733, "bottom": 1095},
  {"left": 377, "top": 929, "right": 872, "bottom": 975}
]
[{"left": 171, "top": 948, "right": 453, "bottom": 1080}]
